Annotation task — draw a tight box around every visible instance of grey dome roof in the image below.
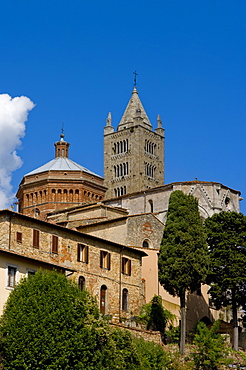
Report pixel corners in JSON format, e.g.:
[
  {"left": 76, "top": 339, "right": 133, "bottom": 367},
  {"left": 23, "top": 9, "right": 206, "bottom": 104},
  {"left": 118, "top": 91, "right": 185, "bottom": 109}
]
[{"left": 25, "top": 157, "right": 102, "bottom": 178}]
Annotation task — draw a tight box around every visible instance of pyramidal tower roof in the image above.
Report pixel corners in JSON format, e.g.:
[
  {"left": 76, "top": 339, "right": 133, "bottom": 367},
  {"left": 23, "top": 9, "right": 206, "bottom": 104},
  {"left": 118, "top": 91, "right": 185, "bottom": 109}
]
[{"left": 117, "top": 86, "right": 152, "bottom": 130}]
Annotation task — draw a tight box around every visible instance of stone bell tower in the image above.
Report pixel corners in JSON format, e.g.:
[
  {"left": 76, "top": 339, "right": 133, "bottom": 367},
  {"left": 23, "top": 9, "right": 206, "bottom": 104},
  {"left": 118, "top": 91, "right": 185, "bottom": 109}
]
[{"left": 104, "top": 86, "right": 165, "bottom": 199}]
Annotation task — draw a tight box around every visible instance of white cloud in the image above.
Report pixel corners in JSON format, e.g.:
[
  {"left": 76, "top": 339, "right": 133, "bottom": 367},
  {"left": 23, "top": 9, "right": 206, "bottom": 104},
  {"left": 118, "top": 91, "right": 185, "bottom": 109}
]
[{"left": 0, "top": 94, "right": 35, "bottom": 209}]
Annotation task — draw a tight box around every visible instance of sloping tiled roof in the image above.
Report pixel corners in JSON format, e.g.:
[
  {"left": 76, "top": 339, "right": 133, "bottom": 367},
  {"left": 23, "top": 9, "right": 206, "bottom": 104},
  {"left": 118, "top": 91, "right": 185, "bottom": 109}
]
[{"left": 26, "top": 157, "right": 102, "bottom": 178}]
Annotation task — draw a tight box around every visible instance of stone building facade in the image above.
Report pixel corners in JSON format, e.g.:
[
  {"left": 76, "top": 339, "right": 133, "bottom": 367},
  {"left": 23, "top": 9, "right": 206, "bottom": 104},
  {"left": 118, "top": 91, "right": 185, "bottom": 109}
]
[
  {"left": 103, "top": 180, "right": 241, "bottom": 329},
  {"left": 48, "top": 205, "right": 164, "bottom": 251},
  {"left": 104, "top": 87, "right": 165, "bottom": 198},
  {"left": 46, "top": 178, "right": 241, "bottom": 330},
  {"left": 0, "top": 209, "right": 146, "bottom": 319},
  {"left": 16, "top": 133, "right": 107, "bottom": 220},
  {"left": 14, "top": 85, "right": 243, "bottom": 333}
]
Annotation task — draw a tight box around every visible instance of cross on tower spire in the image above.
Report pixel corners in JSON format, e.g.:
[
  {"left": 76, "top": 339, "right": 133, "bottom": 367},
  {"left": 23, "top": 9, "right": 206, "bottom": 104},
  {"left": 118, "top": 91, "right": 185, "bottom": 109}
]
[
  {"left": 60, "top": 122, "right": 65, "bottom": 141},
  {"left": 133, "top": 71, "right": 138, "bottom": 87}
]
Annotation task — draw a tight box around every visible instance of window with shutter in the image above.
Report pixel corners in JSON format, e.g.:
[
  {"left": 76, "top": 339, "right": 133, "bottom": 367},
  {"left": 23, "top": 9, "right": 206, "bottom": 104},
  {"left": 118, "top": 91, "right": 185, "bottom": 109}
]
[
  {"left": 84, "top": 245, "right": 89, "bottom": 263},
  {"left": 100, "top": 250, "right": 103, "bottom": 268},
  {"left": 128, "top": 259, "right": 131, "bottom": 275},
  {"left": 7, "top": 266, "right": 17, "bottom": 287},
  {"left": 122, "top": 257, "right": 131, "bottom": 275},
  {"left": 33, "top": 229, "right": 39, "bottom": 248},
  {"left": 100, "top": 251, "right": 111, "bottom": 270},
  {"left": 52, "top": 235, "right": 58, "bottom": 253},
  {"left": 77, "top": 244, "right": 89, "bottom": 263},
  {"left": 16, "top": 232, "right": 22, "bottom": 243}
]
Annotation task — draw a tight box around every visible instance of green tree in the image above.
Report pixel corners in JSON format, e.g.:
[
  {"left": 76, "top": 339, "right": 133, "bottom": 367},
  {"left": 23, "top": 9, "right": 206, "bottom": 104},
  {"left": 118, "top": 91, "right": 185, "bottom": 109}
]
[
  {"left": 192, "top": 320, "right": 230, "bottom": 370},
  {"left": 205, "top": 211, "right": 246, "bottom": 351},
  {"left": 158, "top": 190, "right": 208, "bottom": 355},
  {"left": 136, "top": 295, "right": 175, "bottom": 336},
  {"left": 0, "top": 270, "right": 139, "bottom": 370}
]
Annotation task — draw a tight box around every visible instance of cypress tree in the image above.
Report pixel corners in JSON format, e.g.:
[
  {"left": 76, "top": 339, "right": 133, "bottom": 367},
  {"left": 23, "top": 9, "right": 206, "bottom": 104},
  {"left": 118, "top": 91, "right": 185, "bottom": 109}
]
[
  {"left": 158, "top": 190, "right": 208, "bottom": 355},
  {"left": 205, "top": 211, "right": 246, "bottom": 350}
]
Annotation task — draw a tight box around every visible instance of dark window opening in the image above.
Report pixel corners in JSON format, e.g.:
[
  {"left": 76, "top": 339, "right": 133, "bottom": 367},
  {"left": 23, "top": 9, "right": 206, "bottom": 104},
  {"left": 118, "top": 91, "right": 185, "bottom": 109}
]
[
  {"left": 78, "top": 276, "right": 85, "bottom": 291},
  {"left": 225, "top": 197, "right": 230, "bottom": 205},
  {"left": 8, "top": 266, "right": 17, "bottom": 287},
  {"left": 27, "top": 270, "right": 36, "bottom": 277},
  {"left": 122, "top": 288, "right": 128, "bottom": 311},
  {"left": 142, "top": 240, "right": 149, "bottom": 248},
  {"left": 100, "top": 285, "right": 107, "bottom": 314},
  {"left": 16, "top": 232, "right": 22, "bottom": 243}
]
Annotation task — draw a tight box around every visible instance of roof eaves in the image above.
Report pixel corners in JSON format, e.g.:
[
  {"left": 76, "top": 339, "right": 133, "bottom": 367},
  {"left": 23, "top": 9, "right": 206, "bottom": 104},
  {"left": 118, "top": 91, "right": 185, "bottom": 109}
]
[
  {"left": 0, "top": 210, "right": 146, "bottom": 257},
  {"left": 0, "top": 247, "right": 75, "bottom": 272}
]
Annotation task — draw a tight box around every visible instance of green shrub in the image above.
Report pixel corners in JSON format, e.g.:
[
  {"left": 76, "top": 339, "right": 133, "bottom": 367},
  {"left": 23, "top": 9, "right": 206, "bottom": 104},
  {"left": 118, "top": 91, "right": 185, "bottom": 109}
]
[
  {"left": 166, "top": 325, "right": 180, "bottom": 344},
  {"left": 103, "top": 328, "right": 142, "bottom": 369},
  {"left": 133, "top": 337, "right": 170, "bottom": 370},
  {"left": 192, "top": 320, "right": 231, "bottom": 370},
  {"left": 136, "top": 295, "right": 176, "bottom": 334}
]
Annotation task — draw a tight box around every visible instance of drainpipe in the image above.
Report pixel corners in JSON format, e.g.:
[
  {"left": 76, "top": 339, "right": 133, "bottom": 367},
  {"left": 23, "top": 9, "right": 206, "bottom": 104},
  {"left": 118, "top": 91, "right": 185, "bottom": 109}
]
[
  {"left": 119, "top": 246, "right": 124, "bottom": 321},
  {"left": 144, "top": 191, "right": 146, "bottom": 213},
  {"left": 8, "top": 214, "right": 13, "bottom": 250}
]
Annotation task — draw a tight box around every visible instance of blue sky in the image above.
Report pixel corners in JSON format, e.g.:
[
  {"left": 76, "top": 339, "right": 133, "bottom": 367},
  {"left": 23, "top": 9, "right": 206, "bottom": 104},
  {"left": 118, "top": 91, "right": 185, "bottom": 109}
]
[{"left": 1, "top": 1, "right": 246, "bottom": 213}]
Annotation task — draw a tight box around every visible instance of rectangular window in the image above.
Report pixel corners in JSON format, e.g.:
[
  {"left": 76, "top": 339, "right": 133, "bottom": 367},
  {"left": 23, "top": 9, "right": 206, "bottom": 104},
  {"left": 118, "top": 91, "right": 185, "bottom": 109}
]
[
  {"left": 122, "top": 257, "right": 131, "bottom": 276},
  {"left": 33, "top": 229, "right": 39, "bottom": 248},
  {"left": 100, "top": 251, "right": 111, "bottom": 270},
  {"left": 26, "top": 269, "right": 36, "bottom": 277},
  {"left": 52, "top": 235, "right": 58, "bottom": 253},
  {"left": 16, "top": 232, "right": 22, "bottom": 243},
  {"left": 77, "top": 244, "right": 89, "bottom": 263},
  {"left": 7, "top": 266, "right": 17, "bottom": 287}
]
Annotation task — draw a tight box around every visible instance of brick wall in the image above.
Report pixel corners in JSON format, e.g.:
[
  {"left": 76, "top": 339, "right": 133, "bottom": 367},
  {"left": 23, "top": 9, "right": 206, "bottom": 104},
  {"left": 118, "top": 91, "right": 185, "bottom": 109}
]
[{"left": 17, "top": 170, "right": 106, "bottom": 220}]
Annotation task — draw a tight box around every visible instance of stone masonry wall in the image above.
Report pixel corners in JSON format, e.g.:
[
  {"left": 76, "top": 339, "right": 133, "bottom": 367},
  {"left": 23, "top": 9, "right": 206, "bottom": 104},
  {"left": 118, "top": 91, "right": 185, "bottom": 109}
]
[
  {"left": 0, "top": 211, "right": 144, "bottom": 321},
  {"left": 110, "top": 323, "right": 162, "bottom": 345},
  {"left": 104, "top": 124, "right": 164, "bottom": 199},
  {"left": 105, "top": 181, "right": 240, "bottom": 222}
]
